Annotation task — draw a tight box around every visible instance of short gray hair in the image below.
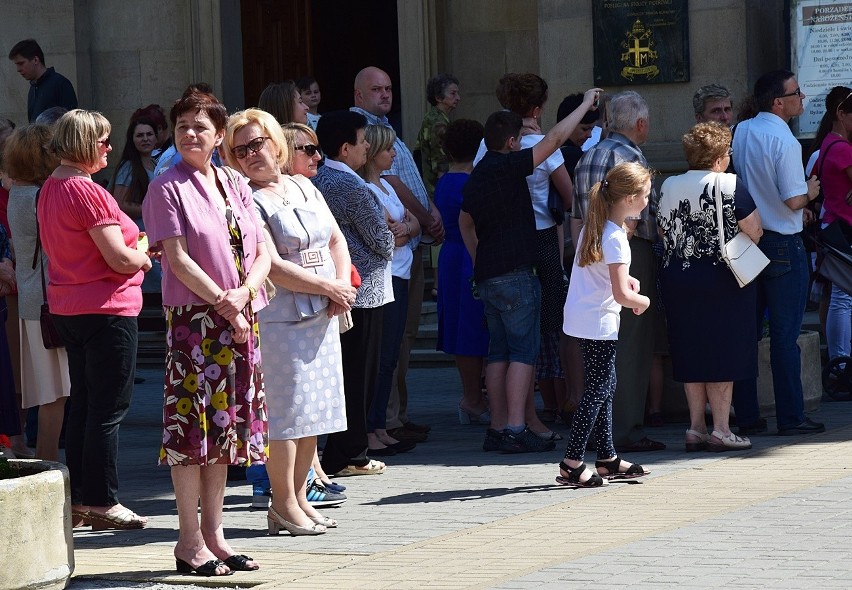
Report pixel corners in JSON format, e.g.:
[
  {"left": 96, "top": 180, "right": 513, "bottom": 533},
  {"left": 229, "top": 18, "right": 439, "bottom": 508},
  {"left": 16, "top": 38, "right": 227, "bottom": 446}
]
[
  {"left": 692, "top": 84, "right": 731, "bottom": 116},
  {"left": 607, "top": 91, "right": 649, "bottom": 133}
]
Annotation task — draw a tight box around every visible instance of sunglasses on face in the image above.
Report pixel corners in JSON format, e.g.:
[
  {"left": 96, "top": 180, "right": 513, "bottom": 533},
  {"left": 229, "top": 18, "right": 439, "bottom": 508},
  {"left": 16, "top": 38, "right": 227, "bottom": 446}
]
[
  {"left": 295, "top": 144, "right": 320, "bottom": 157},
  {"left": 98, "top": 138, "right": 111, "bottom": 148},
  {"left": 232, "top": 136, "right": 270, "bottom": 159}
]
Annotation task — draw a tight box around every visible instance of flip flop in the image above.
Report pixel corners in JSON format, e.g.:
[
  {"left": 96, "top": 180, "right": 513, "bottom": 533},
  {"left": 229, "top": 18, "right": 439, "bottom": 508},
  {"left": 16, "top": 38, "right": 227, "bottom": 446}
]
[{"left": 334, "top": 459, "right": 386, "bottom": 477}]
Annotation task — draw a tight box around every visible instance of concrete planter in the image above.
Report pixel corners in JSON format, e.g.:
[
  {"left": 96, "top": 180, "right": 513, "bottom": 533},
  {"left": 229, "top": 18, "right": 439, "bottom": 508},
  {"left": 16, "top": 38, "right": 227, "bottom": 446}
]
[
  {"left": 661, "top": 330, "right": 822, "bottom": 422},
  {"left": 0, "top": 460, "right": 74, "bottom": 590}
]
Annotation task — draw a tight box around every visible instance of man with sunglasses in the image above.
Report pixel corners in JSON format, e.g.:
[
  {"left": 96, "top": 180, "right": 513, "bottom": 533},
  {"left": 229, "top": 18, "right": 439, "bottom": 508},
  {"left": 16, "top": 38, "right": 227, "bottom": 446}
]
[{"left": 731, "top": 69, "right": 824, "bottom": 437}]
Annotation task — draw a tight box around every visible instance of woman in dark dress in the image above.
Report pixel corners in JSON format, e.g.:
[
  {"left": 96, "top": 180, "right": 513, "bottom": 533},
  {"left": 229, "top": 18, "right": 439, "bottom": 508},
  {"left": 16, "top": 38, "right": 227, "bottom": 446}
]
[
  {"left": 657, "top": 122, "right": 763, "bottom": 453},
  {"left": 433, "top": 119, "right": 490, "bottom": 424}
]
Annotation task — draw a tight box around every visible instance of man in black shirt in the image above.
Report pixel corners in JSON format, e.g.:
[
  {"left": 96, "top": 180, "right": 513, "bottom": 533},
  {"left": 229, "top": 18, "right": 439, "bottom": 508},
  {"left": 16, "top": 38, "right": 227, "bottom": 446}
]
[
  {"left": 8, "top": 39, "right": 78, "bottom": 122},
  {"left": 459, "top": 87, "right": 599, "bottom": 453}
]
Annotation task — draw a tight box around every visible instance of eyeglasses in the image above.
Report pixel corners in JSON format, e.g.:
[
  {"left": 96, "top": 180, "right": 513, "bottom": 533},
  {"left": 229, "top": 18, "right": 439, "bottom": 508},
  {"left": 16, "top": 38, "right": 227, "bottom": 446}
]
[
  {"left": 232, "top": 136, "right": 270, "bottom": 159},
  {"left": 295, "top": 144, "right": 320, "bottom": 157},
  {"left": 727, "top": 147, "right": 734, "bottom": 156},
  {"left": 777, "top": 87, "right": 802, "bottom": 99},
  {"left": 98, "top": 138, "right": 111, "bottom": 148}
]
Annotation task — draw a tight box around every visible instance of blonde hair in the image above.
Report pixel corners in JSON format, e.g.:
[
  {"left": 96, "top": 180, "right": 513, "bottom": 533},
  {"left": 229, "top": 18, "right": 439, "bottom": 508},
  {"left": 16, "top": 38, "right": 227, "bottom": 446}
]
[
  {"left": 357, "top": 124, "right": 396, "bottom": 179},
  {"left": 50, "top": 109, "right": 111, "bottom": 167},
  {"left": 281, "top": 123, "right": 318, "bottom": 175},
  {"left": 578, "top": 161, "right": 652, "bottom": 267},
  {"left": 223, "top": 108, "right": 290, "bottom": 170}
]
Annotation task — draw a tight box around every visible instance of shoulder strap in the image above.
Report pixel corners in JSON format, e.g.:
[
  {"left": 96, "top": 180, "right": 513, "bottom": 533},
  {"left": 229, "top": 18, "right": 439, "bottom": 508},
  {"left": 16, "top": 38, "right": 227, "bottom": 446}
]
[
  {"left": 817, "top": 138, "right": 845, "bottom": 179},
  {"left": 31, "top": 188, "right": 48, "bottom": 304}
]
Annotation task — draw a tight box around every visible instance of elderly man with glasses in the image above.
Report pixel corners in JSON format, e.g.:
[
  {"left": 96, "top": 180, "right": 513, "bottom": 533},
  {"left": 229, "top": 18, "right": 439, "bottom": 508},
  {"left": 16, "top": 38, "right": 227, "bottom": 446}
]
[{"left": 730, "top": 69, "right": 824, "bottom": 437}]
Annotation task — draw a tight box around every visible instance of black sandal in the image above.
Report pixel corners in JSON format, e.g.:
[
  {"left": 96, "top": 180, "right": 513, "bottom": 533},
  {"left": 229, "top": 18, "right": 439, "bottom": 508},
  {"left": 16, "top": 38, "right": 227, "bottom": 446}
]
[
  {"left": 223, "top": 554, "right": 259, "bottom": 571},
  {"left": 175, "top": 558, "right": 233, "bottom": 577},
  {"left": 595, "top": 457, "right": 649, "bottom": 480},
  {"left": 555, "top": 461, "right": 604, "bottom": 488}
]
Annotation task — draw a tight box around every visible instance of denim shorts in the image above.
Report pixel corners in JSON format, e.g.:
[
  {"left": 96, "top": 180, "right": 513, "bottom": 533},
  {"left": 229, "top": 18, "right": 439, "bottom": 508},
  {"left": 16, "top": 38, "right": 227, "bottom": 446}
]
[{"left": 477, "top": 269, "right": 541, "bottom": 365}]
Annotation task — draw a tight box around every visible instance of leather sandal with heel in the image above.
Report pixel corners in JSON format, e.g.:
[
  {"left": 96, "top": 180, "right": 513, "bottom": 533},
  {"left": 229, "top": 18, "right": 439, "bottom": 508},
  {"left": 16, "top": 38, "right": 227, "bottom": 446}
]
[
  {"left": 555, "top": 461, "right": 605, "bottom": 488},
  {"left": 223, "top": 554, "right": 259, "bottom": 571},
  {"left": 267, "top": 506, "right": 326, "bottom": 536},
  {"left": 685, "top": 429, "right": 711, "bottom": 452}
]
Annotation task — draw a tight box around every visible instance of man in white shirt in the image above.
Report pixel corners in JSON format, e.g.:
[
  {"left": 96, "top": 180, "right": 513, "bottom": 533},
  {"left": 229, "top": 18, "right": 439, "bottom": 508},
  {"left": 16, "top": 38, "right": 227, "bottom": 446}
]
[{"left": 731, "top": 69, "right": 823, "bottom": 436}]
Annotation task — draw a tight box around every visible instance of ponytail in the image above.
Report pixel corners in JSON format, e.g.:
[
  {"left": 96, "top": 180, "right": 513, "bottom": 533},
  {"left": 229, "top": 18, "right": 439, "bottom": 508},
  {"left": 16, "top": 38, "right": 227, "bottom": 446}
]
[
  {"left": 577, "top": 161, "right": 652, "bottom": 267},
  {"left": 578, "top": 181, "right": 608, "bottom": 266}
]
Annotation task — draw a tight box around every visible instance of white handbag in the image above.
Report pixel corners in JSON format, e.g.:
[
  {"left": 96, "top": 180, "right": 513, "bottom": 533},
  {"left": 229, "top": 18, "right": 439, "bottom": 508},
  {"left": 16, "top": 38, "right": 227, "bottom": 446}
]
[{"left": 713, "top": 173, "right": 769, "bottom": 288}]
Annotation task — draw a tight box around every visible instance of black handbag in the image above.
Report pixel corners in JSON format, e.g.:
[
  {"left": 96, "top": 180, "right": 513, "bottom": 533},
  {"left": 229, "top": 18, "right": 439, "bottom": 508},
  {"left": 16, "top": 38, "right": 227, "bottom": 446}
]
[{"left": 32, "top": 189, "right": 64, "bottom": 349}]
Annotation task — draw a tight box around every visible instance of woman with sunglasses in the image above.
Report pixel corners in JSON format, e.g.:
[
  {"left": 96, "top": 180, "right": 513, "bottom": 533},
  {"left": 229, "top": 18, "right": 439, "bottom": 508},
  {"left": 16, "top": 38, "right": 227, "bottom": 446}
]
[
  {"left": 37, "top": 110, "right": 151, "bottom": 530},
  {"left": 143, "top": 88, "right": 270, "bottom": 576},
  {"left": 223, "top": 112, "right": 354, "bottom": 535}
]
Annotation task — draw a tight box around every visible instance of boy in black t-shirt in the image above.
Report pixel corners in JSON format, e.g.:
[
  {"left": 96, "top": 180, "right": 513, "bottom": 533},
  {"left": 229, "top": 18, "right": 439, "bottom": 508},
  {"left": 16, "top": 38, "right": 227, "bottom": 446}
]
[{"left": 459, "top": 88, "right": 600, "bottom": 454}]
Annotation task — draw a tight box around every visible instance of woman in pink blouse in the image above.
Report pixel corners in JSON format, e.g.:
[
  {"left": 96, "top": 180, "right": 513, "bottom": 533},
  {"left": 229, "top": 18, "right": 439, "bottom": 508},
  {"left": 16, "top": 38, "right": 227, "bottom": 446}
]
[
  {"left": 143, "top": 87, "right": 271, "bottom": 577},
  {"left": 38, "top": 110, "right": 152, "bottom": 530}
]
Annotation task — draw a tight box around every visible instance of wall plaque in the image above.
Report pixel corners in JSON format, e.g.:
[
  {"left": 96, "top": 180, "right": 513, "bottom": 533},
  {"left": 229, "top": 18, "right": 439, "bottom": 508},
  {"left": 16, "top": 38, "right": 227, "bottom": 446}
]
[{"left": 593, "top": 0, "right": 690, "bottom": 86}]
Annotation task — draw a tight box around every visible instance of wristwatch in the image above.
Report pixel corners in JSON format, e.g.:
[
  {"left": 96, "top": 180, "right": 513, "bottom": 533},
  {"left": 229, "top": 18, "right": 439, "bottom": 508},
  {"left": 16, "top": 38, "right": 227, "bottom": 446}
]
[{"left": 245, "top": 284, "right": 258, "bottom": 301}]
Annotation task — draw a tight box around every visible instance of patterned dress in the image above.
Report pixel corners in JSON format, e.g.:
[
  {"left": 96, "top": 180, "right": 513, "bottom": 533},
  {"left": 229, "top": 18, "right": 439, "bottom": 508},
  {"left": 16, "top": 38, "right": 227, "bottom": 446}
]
[
  {"left": 159, "top": 199, "right": 267, "bottom": 466},
  {"left": 253, "top": 176, "right": 347, "bottom": 440},
  {"left": 657, "top": 170, "right": 758, "bottom": 383}
]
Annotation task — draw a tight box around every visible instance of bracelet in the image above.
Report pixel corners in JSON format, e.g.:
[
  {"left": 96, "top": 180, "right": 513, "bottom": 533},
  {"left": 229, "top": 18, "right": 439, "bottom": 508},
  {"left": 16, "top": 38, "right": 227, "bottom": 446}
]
[{"left": 245, "top": 284, "right": 258, "bottom": 301}]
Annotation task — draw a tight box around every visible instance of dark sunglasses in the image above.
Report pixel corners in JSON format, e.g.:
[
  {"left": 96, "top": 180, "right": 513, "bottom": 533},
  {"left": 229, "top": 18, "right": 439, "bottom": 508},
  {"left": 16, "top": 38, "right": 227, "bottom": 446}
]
[
  {"left": 295, "top": 144, "right": 320, "bottom": 157},
  {"left": 232, "top": 136, "right": 270, "bottom": 159},
  {"left": 98, "top": 138, "right": 111, "bottom": 148}
]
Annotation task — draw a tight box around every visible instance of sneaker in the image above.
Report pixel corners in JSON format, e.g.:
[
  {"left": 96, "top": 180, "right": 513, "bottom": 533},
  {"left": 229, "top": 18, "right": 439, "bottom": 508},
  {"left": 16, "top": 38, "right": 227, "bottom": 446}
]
[
  {"left": 306, "top": 479, "right": 347, "bottom": 507},
  {"left": 499, "top": 427, "right": 557, "bottom": 453},
  {"left": 251, "top": 485, "right": 271, "bottom": 509},
  {"left": 483, "top": 428, "right": 503, "bottom": 452}
]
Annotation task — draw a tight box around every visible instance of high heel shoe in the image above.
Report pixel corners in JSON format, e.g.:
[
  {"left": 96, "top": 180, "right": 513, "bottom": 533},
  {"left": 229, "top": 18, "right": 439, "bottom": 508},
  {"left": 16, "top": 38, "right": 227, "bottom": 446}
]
[
  {"left": 458, "top": 405, "right": 491, "bottom": 425},
  {"left": 267, "top": 506, "right": 326, "bottom": 536},
  {"left": 310, "top": 514, "right": 338, "bottom": 528}
]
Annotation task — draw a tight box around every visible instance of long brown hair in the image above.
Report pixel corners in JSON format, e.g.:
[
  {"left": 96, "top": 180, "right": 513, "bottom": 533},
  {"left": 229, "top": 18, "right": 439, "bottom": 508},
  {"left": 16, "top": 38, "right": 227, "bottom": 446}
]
[{"left": 578, "top": 161, "right": 651, "bottom": 267}]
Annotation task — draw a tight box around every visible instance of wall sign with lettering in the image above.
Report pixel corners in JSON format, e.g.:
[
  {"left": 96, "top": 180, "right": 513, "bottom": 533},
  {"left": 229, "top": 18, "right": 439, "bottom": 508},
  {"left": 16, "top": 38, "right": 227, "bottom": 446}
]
[
  {"left": 792, "top": 0, "right": 852, "bottom": 137},
  {"left": 593, "top": 0, "right": 690, "bottom": 86}
]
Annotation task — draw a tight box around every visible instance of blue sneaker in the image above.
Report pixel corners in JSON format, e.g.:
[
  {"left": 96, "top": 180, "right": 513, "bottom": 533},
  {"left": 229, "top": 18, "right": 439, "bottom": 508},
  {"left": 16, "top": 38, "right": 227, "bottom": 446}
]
[
  {"left": 306, "top": 479, "right": 346, "bottom": 507},
  {"left": 246, "top": 464, "right": 271, "bottom": 509}
]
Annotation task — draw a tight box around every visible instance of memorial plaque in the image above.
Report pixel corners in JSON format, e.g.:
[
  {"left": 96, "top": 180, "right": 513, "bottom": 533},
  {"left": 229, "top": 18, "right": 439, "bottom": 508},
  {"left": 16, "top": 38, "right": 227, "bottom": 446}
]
[{"left": 593, "top": 0, "right": 690, "bottom": 86}]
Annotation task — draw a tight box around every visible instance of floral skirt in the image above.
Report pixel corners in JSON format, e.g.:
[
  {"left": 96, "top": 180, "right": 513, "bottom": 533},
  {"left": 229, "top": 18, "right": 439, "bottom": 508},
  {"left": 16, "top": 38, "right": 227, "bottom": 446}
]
[{"left": 158, "top": 304, "right": 268, "bottom": 467}]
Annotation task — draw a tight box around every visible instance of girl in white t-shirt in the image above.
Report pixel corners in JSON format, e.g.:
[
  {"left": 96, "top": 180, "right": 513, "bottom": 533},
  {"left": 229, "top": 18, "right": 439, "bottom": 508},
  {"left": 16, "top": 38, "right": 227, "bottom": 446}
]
[{"left": 556, "top": 162, "right": 653, "bottom": 488}]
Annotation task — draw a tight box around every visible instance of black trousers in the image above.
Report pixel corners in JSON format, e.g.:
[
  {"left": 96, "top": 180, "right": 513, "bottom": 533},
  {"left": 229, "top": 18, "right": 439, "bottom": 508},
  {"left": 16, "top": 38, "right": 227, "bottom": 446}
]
[
  {"left": 320, "top": 306, "right": 383, "bottom": 474},
  {"left": 54, "top": 314, "right": 137, "bottom": 507}
]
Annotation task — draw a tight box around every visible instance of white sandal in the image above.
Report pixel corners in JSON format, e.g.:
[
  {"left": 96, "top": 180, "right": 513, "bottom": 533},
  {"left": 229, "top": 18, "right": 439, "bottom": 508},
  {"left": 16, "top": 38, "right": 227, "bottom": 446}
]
[
  {"left": 685, "top": 429, "right": 710, "bottom": 452},
  {"left": 708, "top": 430, "right": 752, "bottom": 452}
]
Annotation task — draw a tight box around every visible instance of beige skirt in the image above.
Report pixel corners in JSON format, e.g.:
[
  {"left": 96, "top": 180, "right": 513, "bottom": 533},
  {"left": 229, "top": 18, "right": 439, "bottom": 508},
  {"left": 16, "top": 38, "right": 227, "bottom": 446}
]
[{"left": 20, "top": 319, "right": 70, "bottom": 408}]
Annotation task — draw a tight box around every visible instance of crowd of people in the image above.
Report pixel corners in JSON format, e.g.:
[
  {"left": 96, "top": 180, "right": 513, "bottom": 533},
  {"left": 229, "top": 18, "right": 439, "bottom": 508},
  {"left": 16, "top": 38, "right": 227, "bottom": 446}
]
[{"left": 0, "top": 36, "right": 843, "bottom": 576}]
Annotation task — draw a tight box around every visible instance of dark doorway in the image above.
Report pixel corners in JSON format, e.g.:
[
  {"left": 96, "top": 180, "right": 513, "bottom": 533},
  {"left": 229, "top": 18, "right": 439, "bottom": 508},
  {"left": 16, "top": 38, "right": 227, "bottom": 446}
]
[{"left": 240, "top": 0, "right": 400, "bottom": 120}]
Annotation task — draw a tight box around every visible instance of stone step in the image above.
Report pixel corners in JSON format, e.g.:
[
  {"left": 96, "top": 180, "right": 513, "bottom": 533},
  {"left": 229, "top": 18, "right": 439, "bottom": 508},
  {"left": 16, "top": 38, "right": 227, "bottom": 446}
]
[{"left": 409, "top": 348, "right": 454, "bottom": 368}]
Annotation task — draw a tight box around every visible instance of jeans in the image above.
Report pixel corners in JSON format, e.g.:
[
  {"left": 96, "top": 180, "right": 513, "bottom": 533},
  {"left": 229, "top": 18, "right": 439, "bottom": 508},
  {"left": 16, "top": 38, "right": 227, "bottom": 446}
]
[
  {"left": 368, "top": 276, "right": 409, "bottom": 431},
  {"left": 732, "top": 232, "right": 808, "bottom": 430},
  {"left": 826, "top": 282, "right": 852, "bottom": 361},
  {"left": 478, "top": 269, "right": 541, "bottom": 365},
  {"left": 54, "top": 314, "right": 137, "bottom": 506}
]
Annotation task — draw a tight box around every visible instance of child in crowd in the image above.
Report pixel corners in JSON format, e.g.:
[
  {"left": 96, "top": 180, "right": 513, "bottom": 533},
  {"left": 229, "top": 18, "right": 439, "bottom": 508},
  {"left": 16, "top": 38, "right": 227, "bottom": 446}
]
[{"left": 556, "top": 161, "right": 653, "bottom": 487}]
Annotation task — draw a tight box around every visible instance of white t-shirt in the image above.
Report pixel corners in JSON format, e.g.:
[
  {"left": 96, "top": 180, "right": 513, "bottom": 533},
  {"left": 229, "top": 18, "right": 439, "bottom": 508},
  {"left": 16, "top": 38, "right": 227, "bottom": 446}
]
[
  {"left": 368, "top": 178, "right": 413, "bottom": 280},
  {"left": 563, "top": 221, "right": 630, "bottom": 340},
  {"left": 473, "top": 135, "right": 564, "bottom": 230}
]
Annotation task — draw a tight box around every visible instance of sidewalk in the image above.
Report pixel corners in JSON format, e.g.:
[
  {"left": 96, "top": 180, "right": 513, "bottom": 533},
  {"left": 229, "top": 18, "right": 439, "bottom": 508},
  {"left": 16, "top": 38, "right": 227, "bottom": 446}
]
[{"left": 68, "top": 365, "right": 852, "bottom": 589}]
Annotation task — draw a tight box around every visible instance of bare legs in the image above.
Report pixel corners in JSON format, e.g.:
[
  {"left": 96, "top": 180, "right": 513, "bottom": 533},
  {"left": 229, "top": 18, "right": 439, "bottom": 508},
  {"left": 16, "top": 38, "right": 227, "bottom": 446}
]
[
  {"left": 455, "top": 355, "right": 487, "bottom": 415},
  {"left": 35, "top": 397, "right": 66, "bottom": 461},
  {"left": 172, "top": 464, "right": 251, "bottom": 574},
  {"left": 487, "top": 361, "right": 534, "bottom": 430},
  {"left": 268, "top": 436, "right": 328, "bottom": 526},
  {"left": 684, "top": 381, "right": 734, "bottom": 436}
]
